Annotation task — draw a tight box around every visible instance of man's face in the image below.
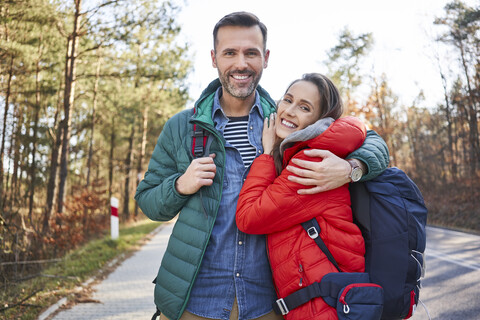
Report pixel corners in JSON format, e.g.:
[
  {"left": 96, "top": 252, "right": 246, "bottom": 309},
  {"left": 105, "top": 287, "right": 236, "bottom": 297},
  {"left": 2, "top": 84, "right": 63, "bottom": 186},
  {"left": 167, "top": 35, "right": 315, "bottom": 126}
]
[{"left": 211, "top": 25, "right": 270, "bottom": 100}]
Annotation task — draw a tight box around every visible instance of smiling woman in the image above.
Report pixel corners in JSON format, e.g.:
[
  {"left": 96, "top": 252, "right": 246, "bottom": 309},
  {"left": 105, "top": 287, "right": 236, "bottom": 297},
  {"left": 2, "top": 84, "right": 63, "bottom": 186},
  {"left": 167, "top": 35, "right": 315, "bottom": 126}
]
[
  {"left": 274, "top": 80, "right": 322, "bottom": 139},
  {"left": 236, "top": 73, "right": 368, "bottom": 319}
]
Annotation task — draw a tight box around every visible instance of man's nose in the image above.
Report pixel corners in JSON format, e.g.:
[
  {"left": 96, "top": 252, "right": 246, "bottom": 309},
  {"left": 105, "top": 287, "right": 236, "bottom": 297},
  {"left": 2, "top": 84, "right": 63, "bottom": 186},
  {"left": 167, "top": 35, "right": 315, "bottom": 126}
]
[{"left": 233, "top": 54, "right": 248, "bottom": 69}]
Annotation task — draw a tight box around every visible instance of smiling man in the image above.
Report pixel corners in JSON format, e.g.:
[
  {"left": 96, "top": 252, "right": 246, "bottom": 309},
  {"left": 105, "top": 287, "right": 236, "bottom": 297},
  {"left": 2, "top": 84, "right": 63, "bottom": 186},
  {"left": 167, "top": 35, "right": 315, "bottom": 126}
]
[
  {"left": 135, "top": 11, "right": 389, "bottom": 320},
  {"left": 212, "top": 24, "right": 268, "bottom": 103}
]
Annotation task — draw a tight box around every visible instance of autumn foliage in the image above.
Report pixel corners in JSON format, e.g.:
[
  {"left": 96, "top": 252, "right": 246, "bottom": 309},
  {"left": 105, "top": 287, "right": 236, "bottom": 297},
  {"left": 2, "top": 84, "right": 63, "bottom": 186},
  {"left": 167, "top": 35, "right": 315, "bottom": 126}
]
[{"left": 42, "top": 186, "right": 109, "bottom": 253}]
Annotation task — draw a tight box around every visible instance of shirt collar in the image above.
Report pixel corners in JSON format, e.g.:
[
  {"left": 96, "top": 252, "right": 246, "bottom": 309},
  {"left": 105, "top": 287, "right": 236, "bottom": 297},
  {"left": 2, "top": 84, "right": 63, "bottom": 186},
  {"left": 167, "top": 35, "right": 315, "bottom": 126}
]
[{"left": 212, "top": 87, "right": 264, "bottom": 121}]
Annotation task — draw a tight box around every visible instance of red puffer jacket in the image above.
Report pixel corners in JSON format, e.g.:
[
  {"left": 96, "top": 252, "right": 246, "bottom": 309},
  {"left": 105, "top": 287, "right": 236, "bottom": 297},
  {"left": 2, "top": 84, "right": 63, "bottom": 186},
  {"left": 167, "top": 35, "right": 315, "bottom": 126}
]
[{"left": 236, "top": 117, "right": 367, "bottom": 320}]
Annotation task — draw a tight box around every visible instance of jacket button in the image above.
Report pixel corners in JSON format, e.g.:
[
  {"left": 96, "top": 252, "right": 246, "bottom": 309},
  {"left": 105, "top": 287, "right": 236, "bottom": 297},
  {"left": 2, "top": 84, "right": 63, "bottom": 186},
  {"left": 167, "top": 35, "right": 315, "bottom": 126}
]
[
  {"left": 238, "top": 241, "right": 243, "bottom": 245},
  {"left": 236, "top": 273, "right": 240, "bottom": 277}
]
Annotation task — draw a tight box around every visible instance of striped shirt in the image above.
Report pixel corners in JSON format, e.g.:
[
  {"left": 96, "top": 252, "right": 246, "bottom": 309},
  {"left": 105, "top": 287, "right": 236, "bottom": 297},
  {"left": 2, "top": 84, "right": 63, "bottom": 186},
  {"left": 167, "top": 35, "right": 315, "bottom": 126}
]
[{"left": 224, "top": 116, "right": 256, "bottom": 167}]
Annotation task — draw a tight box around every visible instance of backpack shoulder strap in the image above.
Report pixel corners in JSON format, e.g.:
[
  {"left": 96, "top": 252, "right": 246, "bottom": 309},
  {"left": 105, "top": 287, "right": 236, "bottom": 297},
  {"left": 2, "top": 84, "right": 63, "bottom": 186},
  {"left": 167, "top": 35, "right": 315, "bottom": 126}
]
[
  {"left": 349, "top": 181, "right": 371, "bottom": 233},
  {"left": 301, "top": 218, "right": 341, "bottom": 272},
  {"left": 191, "top": 107, "right": 209, "bottom": 158}
]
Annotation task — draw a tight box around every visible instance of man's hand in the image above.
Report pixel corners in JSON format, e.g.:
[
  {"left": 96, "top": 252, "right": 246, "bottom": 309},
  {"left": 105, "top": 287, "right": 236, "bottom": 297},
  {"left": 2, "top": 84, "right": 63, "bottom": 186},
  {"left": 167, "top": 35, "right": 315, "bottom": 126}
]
[
  {"left": 286, "top": 149, "right": 351, "bottom": 194},
  {"left": 175, "top": 154, "right": 216, "bottom": 195}
]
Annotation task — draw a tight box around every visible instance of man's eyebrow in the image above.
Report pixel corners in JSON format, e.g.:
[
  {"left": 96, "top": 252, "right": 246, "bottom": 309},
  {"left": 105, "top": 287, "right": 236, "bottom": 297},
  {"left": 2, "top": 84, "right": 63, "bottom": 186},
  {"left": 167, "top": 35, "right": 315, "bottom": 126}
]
[{"left": 221, "top": 47, "right": 237, "bottom": 53}]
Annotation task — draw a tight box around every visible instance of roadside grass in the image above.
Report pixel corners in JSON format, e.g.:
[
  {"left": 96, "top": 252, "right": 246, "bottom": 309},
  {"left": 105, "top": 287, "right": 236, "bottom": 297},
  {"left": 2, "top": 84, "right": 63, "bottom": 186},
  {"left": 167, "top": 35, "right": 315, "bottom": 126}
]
[
  {"left": 424, "top": 183, "right": 480, "bottom": 235},
  {"left": 1, "top": 219, "right": 162, "bottom": 320}
]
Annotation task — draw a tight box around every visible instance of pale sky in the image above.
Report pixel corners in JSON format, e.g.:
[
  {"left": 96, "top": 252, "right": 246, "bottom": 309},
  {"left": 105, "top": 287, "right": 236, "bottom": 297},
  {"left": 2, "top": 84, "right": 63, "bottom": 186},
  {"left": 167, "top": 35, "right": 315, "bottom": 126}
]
[{"left": 175, "top": 0, "right": 473, "bottom": 107}]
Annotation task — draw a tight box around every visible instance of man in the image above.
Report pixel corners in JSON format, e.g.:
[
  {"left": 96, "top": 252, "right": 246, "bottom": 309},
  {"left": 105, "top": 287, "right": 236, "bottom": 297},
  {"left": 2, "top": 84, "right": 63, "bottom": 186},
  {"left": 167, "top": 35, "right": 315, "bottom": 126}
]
[{"left": 135, "top": 12, "right": 389, "bottom": 320}]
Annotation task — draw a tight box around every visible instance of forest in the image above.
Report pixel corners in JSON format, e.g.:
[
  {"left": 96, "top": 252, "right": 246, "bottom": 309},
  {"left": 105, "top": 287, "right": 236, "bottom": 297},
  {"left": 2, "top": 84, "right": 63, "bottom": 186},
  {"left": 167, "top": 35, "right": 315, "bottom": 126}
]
[{"left": 0, "top": 0, "right": 479, "bottom": 309}]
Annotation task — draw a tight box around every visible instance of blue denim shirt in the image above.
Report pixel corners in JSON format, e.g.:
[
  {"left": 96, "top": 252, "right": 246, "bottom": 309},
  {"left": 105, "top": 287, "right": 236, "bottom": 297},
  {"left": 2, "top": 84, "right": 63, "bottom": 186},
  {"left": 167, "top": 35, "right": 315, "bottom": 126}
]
[{"left": 186, "top": 88, "right": 277, "bottom": 319}]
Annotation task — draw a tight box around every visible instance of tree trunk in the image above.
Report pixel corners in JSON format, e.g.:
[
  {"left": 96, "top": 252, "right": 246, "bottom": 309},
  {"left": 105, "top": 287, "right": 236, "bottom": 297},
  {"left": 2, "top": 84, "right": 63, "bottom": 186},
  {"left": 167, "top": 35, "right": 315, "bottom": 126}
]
[
  {"left": 28, "top": 49, "right": 42, "bottom": 230},
  {"left": 123, "top": 123, "right": 135, "bottom": 221},
  {"left": 43, "top": 82, "right": 63, "bottom": 233},
  {"left": 439, "top": 66, "right": 457, "bottom": 182},
  {"left": 57, "top": 0, "right": 82, "bottom": 213},
  {"left": 458, "top": 39, "right": 480, "bottom": 175},
  {"left": 134, "top": 105, "right": 149, "bottom": 217},
  {"left": 1, "top": 55, "right": 14, "bottom": 212},
  {"left": 9, "top": 102, "right": 23, "bottom": 214},
  {"left": 108, "top": 117, "right": 115, "bottom": 204},
  {"left": 82, "top": 50, "right": 102, "bottom": 235},
  {"left": 86, "top": 50, "right": 102, "bottom": 188}
]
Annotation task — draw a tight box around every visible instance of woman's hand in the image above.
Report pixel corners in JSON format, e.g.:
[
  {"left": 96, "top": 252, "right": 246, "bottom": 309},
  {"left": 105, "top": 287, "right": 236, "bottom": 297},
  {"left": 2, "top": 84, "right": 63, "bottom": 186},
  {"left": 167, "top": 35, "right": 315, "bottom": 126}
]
[
  {"left": 262, "top": 113, "right": 276, "bottom": 155},
  {"left": 175, "top": 154, "right": 216, "bottom": 195}
]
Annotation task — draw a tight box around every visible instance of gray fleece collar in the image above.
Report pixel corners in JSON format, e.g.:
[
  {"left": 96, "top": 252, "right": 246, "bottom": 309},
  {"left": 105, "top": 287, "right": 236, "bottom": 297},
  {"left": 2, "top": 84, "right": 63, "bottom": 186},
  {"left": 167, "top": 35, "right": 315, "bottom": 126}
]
[{"left": 279, "top": 117, "right": 335, "bottom": 155}]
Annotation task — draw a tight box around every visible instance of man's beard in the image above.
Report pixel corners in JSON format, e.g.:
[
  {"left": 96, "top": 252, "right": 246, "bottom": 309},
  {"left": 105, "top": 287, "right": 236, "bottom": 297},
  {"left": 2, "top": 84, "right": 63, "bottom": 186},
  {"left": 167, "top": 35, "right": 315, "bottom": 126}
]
[{"left": 219, "top": 70, "right": 262, "bottom": 99}]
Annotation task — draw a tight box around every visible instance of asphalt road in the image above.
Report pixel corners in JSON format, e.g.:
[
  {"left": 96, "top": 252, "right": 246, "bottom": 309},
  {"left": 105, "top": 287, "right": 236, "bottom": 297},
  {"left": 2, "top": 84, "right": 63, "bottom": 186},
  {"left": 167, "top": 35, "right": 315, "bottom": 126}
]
[
  {"left": 43, "top": 224, "right": 480, "bottom": 320},
  {"left": 410, "top": 226, "right": 480, "bottom": 320}
]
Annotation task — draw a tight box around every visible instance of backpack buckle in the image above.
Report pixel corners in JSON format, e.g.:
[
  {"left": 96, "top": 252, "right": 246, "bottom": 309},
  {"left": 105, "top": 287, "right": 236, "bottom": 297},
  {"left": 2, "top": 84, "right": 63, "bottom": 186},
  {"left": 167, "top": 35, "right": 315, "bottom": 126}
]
[
  {"left": 275, "top": 298, "right": 289, "bottom": 315},
  {"left": 306, "top": 226, "right": 319, "bottom": 239}
]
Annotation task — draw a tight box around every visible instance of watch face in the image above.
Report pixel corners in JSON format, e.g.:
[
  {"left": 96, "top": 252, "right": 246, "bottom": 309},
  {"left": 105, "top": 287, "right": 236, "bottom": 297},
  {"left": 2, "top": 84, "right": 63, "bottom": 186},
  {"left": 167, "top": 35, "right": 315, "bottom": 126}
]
[{"left": 351, "top": 168, "right": 363, "bottom": 182}]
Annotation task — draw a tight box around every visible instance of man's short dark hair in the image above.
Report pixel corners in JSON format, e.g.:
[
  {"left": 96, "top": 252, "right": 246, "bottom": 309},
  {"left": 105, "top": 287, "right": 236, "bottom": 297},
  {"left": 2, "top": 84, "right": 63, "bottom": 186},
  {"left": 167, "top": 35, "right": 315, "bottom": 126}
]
[{"left": 213, "top": 11, "right": 268, "bottom": 53}]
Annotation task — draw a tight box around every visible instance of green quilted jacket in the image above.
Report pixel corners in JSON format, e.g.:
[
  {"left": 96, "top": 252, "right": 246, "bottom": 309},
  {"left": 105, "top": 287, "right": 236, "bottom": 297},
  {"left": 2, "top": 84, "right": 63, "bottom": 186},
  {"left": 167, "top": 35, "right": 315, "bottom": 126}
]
[{"left": 134, "top": 78, "right": 389, "bottom": 320}]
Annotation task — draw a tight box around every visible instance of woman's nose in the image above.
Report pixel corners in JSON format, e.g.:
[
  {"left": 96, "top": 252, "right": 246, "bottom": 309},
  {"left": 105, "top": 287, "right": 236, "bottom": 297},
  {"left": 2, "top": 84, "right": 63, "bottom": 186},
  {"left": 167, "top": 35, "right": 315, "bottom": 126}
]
[{"left": 284, "top": 104, "right": 296, "bottom": 116}]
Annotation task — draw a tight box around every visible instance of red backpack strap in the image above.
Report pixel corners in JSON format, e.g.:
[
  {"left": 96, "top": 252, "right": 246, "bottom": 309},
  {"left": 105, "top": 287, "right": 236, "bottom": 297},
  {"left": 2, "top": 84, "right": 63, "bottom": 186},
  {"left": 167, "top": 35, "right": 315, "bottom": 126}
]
[{"left": 191, "top": 107, "right": 208, "bottom": 158}]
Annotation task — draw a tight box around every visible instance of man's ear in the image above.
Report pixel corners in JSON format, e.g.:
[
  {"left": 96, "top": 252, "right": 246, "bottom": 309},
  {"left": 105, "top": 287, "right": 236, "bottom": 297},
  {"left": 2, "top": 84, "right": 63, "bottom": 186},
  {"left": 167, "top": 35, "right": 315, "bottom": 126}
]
[
  {"left": 211, "top": 50, "right": 217, "bottom": 68},
  {"left": 263, "top": 49, "right": 270, "bottom": 68}
]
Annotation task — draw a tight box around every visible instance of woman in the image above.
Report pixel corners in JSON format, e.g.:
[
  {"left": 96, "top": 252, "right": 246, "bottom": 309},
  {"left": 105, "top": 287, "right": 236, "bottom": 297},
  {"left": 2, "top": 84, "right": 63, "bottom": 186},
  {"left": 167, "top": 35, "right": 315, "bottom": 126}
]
[{"left": 236, "top": 73, "right": 366, "bottom": 320}]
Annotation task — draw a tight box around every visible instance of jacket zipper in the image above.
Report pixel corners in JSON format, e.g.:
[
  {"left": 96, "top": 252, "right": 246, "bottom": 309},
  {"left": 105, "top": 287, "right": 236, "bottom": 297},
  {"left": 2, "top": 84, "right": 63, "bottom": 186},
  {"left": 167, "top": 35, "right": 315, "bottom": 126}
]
[{"left": 298, "top": 262, "right": 304, "bottom": 287}]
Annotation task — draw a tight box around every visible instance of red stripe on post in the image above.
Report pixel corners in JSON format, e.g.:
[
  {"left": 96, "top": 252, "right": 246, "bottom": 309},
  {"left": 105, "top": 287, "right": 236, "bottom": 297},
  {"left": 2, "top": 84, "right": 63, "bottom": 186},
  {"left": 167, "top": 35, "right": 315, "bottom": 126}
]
[{"left": 111, "top": 206, "right": 118, "bottom": 217}]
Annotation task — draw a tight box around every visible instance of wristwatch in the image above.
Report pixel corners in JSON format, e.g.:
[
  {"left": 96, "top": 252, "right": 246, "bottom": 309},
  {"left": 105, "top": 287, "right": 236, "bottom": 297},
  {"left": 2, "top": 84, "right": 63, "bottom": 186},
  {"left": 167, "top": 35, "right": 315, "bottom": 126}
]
[{"left": 347, "top": 159, "right": 363, "bottom": 182}]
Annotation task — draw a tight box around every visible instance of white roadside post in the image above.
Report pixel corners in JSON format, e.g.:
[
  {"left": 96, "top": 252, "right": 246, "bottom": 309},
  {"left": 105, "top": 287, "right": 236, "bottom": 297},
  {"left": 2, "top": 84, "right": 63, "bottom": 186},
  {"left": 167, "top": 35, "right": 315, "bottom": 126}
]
[{"left": 110, "top": 197, "right": 119, "bottom": 239}]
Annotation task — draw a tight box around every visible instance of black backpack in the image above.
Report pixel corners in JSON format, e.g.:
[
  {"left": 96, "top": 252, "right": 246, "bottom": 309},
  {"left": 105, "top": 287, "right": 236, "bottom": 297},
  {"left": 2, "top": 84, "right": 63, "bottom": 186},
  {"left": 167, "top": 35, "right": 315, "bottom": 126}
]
[
  {"left": 275, "top": 168, "right": 427, "bottom": 319},
  {"left": 349, "top": 167, "right": 427, "bottom": 319}
]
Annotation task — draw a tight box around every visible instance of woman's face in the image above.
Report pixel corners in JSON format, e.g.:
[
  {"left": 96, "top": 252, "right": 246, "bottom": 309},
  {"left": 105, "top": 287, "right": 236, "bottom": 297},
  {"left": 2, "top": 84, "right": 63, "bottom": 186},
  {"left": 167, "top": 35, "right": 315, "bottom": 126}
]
[{"left": 275, "top": 80, "right": 322, "bottom": 139}]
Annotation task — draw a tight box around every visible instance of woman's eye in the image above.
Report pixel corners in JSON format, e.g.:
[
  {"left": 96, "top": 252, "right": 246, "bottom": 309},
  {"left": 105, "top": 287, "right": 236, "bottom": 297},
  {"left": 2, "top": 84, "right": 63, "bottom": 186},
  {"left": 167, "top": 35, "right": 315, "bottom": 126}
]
[{"left": 300, "top": 105, "right": 310, "bottom": 111}]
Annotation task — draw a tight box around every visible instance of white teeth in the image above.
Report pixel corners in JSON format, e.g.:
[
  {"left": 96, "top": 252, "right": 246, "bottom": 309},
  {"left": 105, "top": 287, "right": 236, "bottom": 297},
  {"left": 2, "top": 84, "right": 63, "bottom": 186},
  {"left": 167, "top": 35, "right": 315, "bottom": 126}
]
[
  {"left": 233, "top": 75, "right": 249, "bottom": 80},
  {"left": 282, "top": 119, "right": 296, "bottom": 128}
]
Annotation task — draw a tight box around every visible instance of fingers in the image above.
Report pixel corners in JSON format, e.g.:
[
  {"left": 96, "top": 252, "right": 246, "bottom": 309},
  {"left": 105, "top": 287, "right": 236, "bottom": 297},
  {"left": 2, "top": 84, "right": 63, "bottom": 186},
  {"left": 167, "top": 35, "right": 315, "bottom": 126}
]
[
  {"left": 286, "top": 162, "right": 321, "bottom": 179},
  {"left": 262, "top": 113, "right": 277, "bottom": 155},
  {"left": 196, "top": 154, "right": 216, "bottom": 164},
  {"left": 192, "top": 159, "right": 216, "bottom": 176},
  {"left": 289, "top": 150, "right": 332, "bottom": 171},
  {"left": 176, "top": 155, "right": 217, "bottom": 195},
  {"left": 297, "top": 185, "right": 325, "bottom": 195},
  {"left": 289, "top": 159, "right": 321, "bottom": 172},
  {"left": 287, "top": 174, "right": 317, "bottom": 186},
  {"left": 303, "top": 149, "right": 332, "bottom": 158},
  {"left": 264, "top": 113, "right": 276, "bottom": 128}
]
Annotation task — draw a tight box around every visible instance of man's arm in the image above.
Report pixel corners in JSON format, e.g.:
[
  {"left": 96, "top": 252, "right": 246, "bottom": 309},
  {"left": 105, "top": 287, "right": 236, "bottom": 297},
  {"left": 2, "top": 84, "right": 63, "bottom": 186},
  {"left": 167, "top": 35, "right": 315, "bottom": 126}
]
[
  {"left": 286, "top": 130, "right": 389, "bottom": 194},
  {"left": 135, "top": 118, "right": 193, "bottom": 221}
]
